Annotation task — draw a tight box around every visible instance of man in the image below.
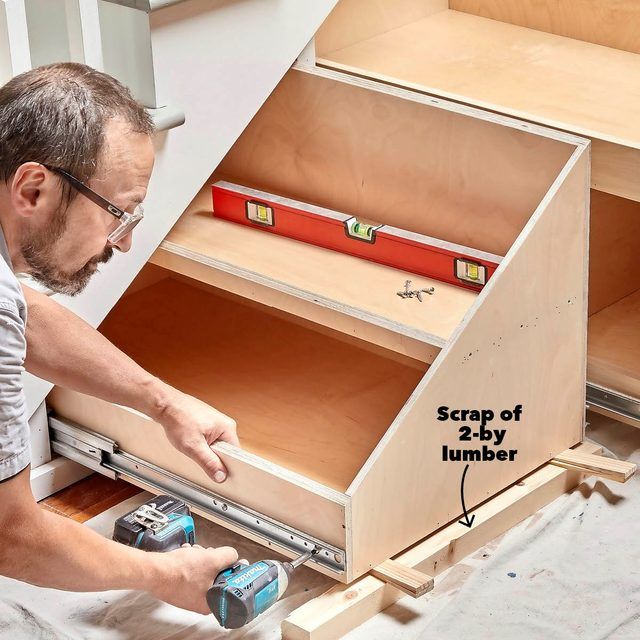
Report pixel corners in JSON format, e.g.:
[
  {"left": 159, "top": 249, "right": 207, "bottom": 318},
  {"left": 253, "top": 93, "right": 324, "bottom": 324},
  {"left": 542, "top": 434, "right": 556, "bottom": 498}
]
[{"left": 0, "top": 63, "right": 240, "bottom": 614}]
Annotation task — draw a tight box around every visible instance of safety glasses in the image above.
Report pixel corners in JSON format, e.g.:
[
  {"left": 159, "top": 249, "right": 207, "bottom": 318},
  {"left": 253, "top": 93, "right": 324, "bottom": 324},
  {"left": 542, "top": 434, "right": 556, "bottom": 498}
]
[{"left": 43, "top": 165, "right": 144, "bottom": 244}]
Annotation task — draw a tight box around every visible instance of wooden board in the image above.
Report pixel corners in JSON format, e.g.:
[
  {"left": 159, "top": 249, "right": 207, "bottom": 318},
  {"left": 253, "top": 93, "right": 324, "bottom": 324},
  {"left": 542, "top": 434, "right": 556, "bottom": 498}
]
[
  {"left": 151, "top": 180, "right": 478, "bottom": 352},
  {"left": 589, "top": 190, "right": 640, "bottom": 315},
  {"left": 218, "top": 67, "right": 575, "bottom": 257},
  {"left": 369, "top": 559, "right": 433, "bottom": 598},
  {"left": 591, "top": 139, "right": 640, "bottom": 203},
  {"left": 317, "top": 8, "right": 640, "bottom": 202},
  {"left": 450, "top": 0, "right": 640, "bottom": 54},
  {"left": 346, "top": 145, "right": 589, "bottom": 577},
  {"left": 550, "top": 450, "right": 636, "bottom": 483},
  {"left": 588, "top": 289, "right": 640, "bottom": 399},
  {"left": 282, "top": 442, "right": 601, "bottom": 640},
  {"left": 315, "top": 0, "right": 447, "bottom": 55}
]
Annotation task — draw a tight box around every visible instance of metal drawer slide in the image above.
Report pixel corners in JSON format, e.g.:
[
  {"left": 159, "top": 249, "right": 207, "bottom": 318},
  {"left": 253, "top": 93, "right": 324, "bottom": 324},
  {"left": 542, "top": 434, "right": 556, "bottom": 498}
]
[
  {"left": 49, "top": 415, "right": 345, "bottom": 575},
  {"left": 586, "top": 383, "right": 640, "bottom": 428}
]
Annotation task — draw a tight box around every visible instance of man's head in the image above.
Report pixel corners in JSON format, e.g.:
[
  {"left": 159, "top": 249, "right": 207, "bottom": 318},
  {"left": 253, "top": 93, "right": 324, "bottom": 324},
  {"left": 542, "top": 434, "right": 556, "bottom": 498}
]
[{"left": 0, "top": 63, "right": 155, "bottom": 295}]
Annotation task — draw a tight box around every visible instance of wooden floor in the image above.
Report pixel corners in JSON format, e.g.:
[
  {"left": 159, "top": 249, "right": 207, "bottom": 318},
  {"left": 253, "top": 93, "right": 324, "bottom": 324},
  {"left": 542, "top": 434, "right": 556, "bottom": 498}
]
[{"left": 40, "top": 474, "right": 141, "bottom": 523}]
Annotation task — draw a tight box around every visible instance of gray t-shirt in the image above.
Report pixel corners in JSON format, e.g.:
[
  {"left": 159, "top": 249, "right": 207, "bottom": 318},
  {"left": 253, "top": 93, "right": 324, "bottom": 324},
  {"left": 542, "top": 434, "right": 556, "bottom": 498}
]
[{"left": 0, "top": 224, "right": 29, "bottom": 481}]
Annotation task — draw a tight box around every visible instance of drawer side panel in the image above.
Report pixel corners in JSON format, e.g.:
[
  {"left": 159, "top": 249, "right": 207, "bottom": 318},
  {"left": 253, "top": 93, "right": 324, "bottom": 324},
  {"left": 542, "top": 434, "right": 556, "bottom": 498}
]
[{"left": 48, "top": 388, "right": 348, "bottom": 553}]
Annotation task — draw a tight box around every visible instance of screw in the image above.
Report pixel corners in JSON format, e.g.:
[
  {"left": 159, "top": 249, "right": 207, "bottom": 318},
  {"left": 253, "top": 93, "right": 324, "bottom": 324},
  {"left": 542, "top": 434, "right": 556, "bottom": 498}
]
[
  {"left": 398, "top": 282, "right": 435, "bottom": 300},
  {"left": 221, "top": 503, "right": 228, "bottom": 512}
]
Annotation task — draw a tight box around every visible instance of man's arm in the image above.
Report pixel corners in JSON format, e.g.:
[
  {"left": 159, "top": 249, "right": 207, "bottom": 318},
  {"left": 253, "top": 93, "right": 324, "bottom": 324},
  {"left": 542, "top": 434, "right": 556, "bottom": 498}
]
[
  {"left": 22, "top": 285, "right": 239, "bottom": 482},
  {"left": 0, "top": 466, "right": 237, "bottom": 613}
]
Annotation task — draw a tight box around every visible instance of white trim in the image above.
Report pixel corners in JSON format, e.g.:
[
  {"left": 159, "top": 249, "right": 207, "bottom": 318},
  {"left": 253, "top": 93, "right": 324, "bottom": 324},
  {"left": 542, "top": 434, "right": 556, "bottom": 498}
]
[{"left": 31, "top": 455, "right": 93, "bottom": 501}]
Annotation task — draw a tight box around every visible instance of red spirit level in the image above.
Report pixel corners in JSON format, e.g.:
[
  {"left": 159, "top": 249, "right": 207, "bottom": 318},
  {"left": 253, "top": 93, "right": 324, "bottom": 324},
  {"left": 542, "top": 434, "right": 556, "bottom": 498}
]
[{"left": 212, "top": 181, "right": 502, "bottom": 291}]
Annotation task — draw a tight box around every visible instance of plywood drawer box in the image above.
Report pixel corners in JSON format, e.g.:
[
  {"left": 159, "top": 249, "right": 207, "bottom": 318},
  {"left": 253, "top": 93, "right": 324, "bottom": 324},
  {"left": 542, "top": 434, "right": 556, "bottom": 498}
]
[
  {"left": 48, "top": 64, "right": 590, "bottom": 583},
  {"left": 314, "top": 0, "right": 640, "bottom": 426}
]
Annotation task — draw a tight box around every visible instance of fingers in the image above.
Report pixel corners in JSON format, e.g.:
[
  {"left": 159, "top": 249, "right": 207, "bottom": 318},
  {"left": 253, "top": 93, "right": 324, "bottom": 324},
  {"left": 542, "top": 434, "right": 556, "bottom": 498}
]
[
  {"left": 217, "top": 415, "right": 240, "bottom": 448},
  {"left": 179, "top": 543, "right": 239, "bottom": 571},
  {"left": 210, "top": 545, "right": 239, "bottom": 569},
  {"left": 190, "top": 439, "right": 228, "bottom": 483}
]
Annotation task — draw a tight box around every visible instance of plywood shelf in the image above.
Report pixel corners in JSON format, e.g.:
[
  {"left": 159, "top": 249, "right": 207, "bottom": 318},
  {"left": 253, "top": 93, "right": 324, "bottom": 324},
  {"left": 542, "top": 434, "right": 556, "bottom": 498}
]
[
  {"left": 150, "top": 181, "right": 479, "bottom": 360},
  {"left": 317, "top": 8, "right": 640, "bottom": 201},
  {"left": 588, "top": 289, "right": 640, "bottom": 398},
  {"left": 97, "top": 278, "right": 426, "bottom": 493}
]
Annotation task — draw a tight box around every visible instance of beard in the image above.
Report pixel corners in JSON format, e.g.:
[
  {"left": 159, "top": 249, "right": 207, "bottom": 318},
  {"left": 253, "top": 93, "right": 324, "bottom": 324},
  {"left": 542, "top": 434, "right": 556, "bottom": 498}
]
[{"left": 21, "top": 208, "right": 114, "bottom": 296}]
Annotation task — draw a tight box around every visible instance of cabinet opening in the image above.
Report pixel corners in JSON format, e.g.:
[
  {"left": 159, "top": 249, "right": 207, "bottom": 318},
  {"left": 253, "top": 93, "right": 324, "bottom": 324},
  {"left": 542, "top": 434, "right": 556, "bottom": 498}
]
[
  {"left": 588, "top": 191, "right": 640, "bottom": 399},
  {"left": 96, "top": 273, "right": 428, "bottom": 492}
]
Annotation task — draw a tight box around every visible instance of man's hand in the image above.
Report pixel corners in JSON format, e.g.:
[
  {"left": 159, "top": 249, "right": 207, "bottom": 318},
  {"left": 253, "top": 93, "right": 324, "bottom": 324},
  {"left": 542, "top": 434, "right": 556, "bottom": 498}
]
[
  {"left": 147, "top": 544, "right": 239, "bottom": 614},
  {"left": 0, "top": 467, "right": 239, "bottom": 614},
  {"left": 154, "top": 387, "right": 240, "bottom": 483}
]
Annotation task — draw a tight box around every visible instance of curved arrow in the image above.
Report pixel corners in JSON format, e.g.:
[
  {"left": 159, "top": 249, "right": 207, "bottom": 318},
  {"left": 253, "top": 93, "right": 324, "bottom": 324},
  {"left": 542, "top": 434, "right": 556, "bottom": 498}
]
[{"left": 458, "top": 464, "right": 476, "bottom": 528}]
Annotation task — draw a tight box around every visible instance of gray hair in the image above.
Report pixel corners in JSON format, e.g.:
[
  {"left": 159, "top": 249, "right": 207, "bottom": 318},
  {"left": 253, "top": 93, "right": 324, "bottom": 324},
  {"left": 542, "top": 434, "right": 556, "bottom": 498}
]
[{"left": 0, "top": 62, "right": 154, "bottom": 204}]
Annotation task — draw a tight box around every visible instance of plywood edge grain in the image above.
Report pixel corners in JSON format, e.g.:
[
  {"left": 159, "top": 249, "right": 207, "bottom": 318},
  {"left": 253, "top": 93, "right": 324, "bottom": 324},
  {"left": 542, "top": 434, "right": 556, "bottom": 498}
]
[{"left": 369, "top": 559, "right": 434, "bottom": 597}]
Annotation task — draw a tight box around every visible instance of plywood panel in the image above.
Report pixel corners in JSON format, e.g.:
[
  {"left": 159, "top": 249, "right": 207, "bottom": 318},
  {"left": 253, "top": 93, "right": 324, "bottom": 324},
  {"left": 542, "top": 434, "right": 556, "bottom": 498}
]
[
  {"left": 451, "top": 0, "right": 640, "bottom": 54},
  {"left": 348, "top": 147, "right": 588, "bottom": 577},
  {"left": 591, "top": 139, "right": 640, "bottom": 203},
  {"left": 219, "top": 68, "right": 574, "bottom": 257},
  {"left": 588, "top": 289, "right": 640, "bottom": 399},
  {"left": 316, "top": 0, "right": 447, "bottom": 55},
  {"left": 589, "top": 190, "right": 640, "bottom": 315},
  {"left": 318, "top": 10, "right": 640, "bottom": 163}
]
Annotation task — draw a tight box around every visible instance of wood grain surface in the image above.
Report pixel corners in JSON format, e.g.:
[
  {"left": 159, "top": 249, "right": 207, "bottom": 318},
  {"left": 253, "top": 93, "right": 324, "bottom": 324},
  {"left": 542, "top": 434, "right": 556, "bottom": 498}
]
[{"left": 40, "top": 474, "right": 141, "bottom": 523}]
